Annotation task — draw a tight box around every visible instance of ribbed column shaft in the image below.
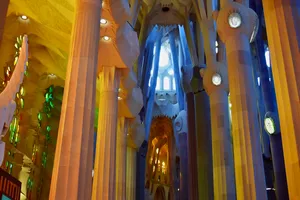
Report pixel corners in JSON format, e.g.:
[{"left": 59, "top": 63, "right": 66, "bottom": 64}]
[
  {"left": 178, "top": 133, "right": 188, "bottom": 200},
  {"left": 92, "top": 66, "right": 120, "bottom": 200},
  {"left": 186, "top": 92, "right": 199, "bottom": 199},
  {"left": 210, "top": 90, "right": 236, "bottom": 199},
  {"left": 49, "top": 1, "right": 101, "bottom": 199},
  {"left": 116, "top": 117, "right": 127, "bottom": 200},
  {"left": 226, "top": 34, "right": 267, "bottom": 200},
  {"left": 262, "top": 1, "right": 300, "bottom": 199},
  {"left": 126, "top": 147, "right": 137, "bottom": 200}
]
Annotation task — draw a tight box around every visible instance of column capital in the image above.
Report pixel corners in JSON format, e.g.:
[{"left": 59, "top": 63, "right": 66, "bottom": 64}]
[
  {"left": 201, "top": 62, "right": 229, "bottom": 96},
  {"left": 99, "top": 66, "right": 121, "bottom": 92},
  {"left": 213, "top": 2, "right": 258, "bottom": 43}
]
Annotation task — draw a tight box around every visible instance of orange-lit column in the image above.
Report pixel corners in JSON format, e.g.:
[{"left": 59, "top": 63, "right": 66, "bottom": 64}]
[
  {"left": 262, "top": 0, "right": 300, "bottom": 198},
  {"left": 215, "top": 2, "right": 267, "bottom": 199},
  {"left": 0, "top": 0, "right": 9, "bottom": 46},
  {"left": 126, "top": 146, "right": 137, "bottom": 200},
  {"left": 49, "top": 0, "right": 101, "bottom": 199},
  {"left": 92, "top": 66, "right": 120, "bottom": 200},
  {"left": 202, "top": 62, "right": 236, "bottom": 200},
  {"left": 115, "top": 117, "right": 127, "bottom": 200}
]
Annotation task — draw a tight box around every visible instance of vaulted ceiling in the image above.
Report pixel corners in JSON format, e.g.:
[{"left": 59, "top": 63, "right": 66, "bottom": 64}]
[{"left": 0, "top": 0, "right": 73, "bottom": 83}]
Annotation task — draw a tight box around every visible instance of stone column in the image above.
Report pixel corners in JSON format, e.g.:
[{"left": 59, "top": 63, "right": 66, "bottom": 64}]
[
  {"left": 181, "top": 67, "right": 198, "bottom": 199},
  {"left": 192, "top": 70, "right": 214, "bottom": 200},
  {"left": 202, "top": 63, "right": 236, "bottom": 200},
  {"left": 178, "top": 133, "right": 188, "bottom": 200},
  {"left": 126, "top": 146, "right": 137, "bottom": 200},
  {"left": 0, "top": 0, "right": 9, "bottom": 47},
  {"left": 49, "top": 0, "right": 101, "bottom": 199},
  {"left": 215, "top": 2, "right": 267, "bottom": 199},
  {"left": 92, "top": 66, "right": 120, "bottom": 200},
  {"left": 136, "top": 141, "right": 147, "bottom": 200},
  {"left": 262, "top": 0, "right": 300, "bottom": 199},
  {"left": 116, "top": 117, "right": 127, "bottom": 200}
]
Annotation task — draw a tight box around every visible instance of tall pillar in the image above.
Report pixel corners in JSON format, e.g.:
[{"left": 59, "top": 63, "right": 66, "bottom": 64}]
[
  {"left": 192, "top": 70, "right": 214, "bottom": 200},
  {"left": 0, "top": 0, "right": 9, "bottom": 47},
  {"left": 92, "top": 66, "right": 120, "bottom": 200},
  {"left": 116, "top": 117, "right": 127, "bottom": 200},
  {"left": 202, "top": 63, "right": 236, "bottom": 199},
  {"left": 181, "top": 69, "right": 199, "bottom": 199},
  {"left": 262, "top": 0, "right": 300, "bottom": 199},
  {"left": 126, "top": 146, "right": 137, "bottom": 200},
  {"left": 178, "top": 133, "right": 188, "bottom": 200},
  {"left": 49, "top": 0, "right": 101, "bottom": 199},
  {"left": 136, "top": 141, "right": 147, "bottom": 200},
  {"left": 215, "top": 2, "right": 267, "bottom": 199}
]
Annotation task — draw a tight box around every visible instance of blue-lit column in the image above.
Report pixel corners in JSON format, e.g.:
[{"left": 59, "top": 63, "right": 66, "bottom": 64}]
[
  {"left": 142, "top": 42, "right": 154, "bottom": 105},
  {"left": 169, "top": 31, "right": 184, "bottom": 110},
  {"left": 144, "top": 31, "right": 162, "bottom": 138}
]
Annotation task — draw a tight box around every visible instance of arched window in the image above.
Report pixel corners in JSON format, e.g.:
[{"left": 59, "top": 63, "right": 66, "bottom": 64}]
[
  {"left": 173, "top": 78, "right": 176, "bottom": 90},
  {"left": 163, "top": 77, "right": 170, "bottom": 90},
  {"left": 156, "top": 77, "right": 161, "bottom": 90},
  {"left": 265, "top": 48, "right": 270, "bottom": 68}
]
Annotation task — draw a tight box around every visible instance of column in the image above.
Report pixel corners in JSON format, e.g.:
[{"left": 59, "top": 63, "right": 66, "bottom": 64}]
[
  {"left": 49, "top": 0, "right": 101, "bottom": 199},
  {"left": 215, "top": 2, "right": 267, "bottom": 199},
  {"left": 136, "top": 141, "right": 147, "bottom": 200},
  {"left": 126, "top": 147, "right": 137, "bottom": 200},
  {"left": 185, "top": 91, "right": 198, "bottom": 199},
  {"left": 193, "top": 78, "right": 214, "bottom": 200},
  {"left": 116, "top": 117, "right": 127, "bottom": 200},
  {"left": 181, "top": 68, "right": 199, "bottom": 199},
  {"left": 262, "top": 0, "right": 300, "bottom": 199},
  {"left": 92, "top": 66, "right": 120, "bottom": 200},
  {"left": 202, "top": 63, "right": 236, "bottom": 199},
  {"left": 0, "top": 0, "right": 9, "bottom": 47},
  {"left": 178, "top": 133, "right": 188, "bottom": 200}
]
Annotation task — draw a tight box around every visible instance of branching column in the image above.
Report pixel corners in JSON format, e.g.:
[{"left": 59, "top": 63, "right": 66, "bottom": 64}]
[
  {"left": 202, "top": 63, "right": 236, "bottom": 199},
  {"left": 92, "top": 66, "right": 120, "bottom": 200},
  {"left": 49, "top": 0, "right": 101, "bottom": 199},
  {"left": 262, "top": 0, "right": 300, "bottom": 199},
  {"left": 116, "top": 117, "right": 127, "bottom": 200},
  {"left": 215, "top": 2, "right": 267, "bottom": 199}
]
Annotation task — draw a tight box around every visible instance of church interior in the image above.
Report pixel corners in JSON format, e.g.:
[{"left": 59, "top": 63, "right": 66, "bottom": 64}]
[{"left": 0, "top": 0, "right": 299, "bottom": 199}]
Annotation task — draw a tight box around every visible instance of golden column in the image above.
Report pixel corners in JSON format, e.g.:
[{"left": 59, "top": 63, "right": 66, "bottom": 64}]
[
  {"left": 262, "top": 0, "right": 300, "bottom": 198},
  {"left": 92, "top": 66, "right": 120, "bottom": 200},
  {"left": 202, "top": 62, "right": 236, "bottom": 200},
  {"left": 115, "top": 117, "right": 127, "bottom": 200},
  {"left": 214, "top": 2, "right": 267, "bottom": 199},
  {"left": 49, "top": 0, "right": 101, "bottom": 199},
  {"left": 126, "top": 146, "right": 137, "bottom": 199}
]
